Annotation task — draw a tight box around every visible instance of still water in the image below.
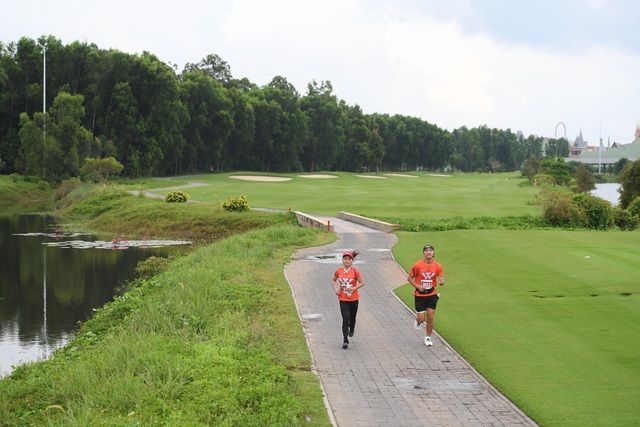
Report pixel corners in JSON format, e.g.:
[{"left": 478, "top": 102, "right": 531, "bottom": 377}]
[
  {"left": 591, "top": 183, "right": 622, "bottom": 206},
  {"left": 0, "top": 213, "right": 192, "bottom": 377}
]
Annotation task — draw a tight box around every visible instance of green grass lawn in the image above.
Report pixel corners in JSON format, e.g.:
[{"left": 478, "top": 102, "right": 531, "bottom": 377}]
[
  {"left": 393, "top": 230, "right": 640, "bottom": 427},
  {"left": 137, "top": 171, "right": 540, "bottom": 219}
]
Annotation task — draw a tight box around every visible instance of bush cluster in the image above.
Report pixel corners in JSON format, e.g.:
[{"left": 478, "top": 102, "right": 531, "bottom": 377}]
[
  {"left": 54, "top": 178, "right": 83, "bottom": 202},
  {"left": 222, "top": 195, "right": 250, "bottom": 212},
  {"left": 614, "top": 208, "right": 640, "bottom": 231},
  {"left": 135, "top": 255, "right": 176, "bottom": 279},
  {"left": 628, "top": 197, "right": 640, "bottom": 217},
  {"left": 533, "top": 173, "right": 554, "bottom": 187},
  {"left": 164, "top": 190, "right": 190, "bottom": 203},
  {"left": 536, "top": 189, "right": 640, "bottom": 230},
  {"left": 382, "top": 215, "right": 550, "bottom": 232},
  {"left": 37, "top": 180, "right": 50, "bottom": 191}
]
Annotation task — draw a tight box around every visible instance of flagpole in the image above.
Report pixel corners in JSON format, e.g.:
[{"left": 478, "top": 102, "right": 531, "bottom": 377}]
[
  {"left": 598, "top": 137, "right": 604, "bottom": 174},
  {"left": 598, "top": 148, "right": 602, "bottom": 174}
]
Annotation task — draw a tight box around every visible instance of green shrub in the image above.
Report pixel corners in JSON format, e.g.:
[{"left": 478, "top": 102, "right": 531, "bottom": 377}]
[
  {"left": 80, "top": 157, "right": 124, "bottom": 183},
  {"left": 572, "top": 193, "right": 615, "bottom": 230},
  {"left": 627, "top": 197, "right": 640, "bottom": 217},
  {"left": 536, "top": 189, "right": 584, "bottom": 227},
  {"left": 135, "top": 255, "right": 176, "bottom": 279},
  {"left": 383, "top": 215, "right": 550, "bottom": 232},
  {"left": 9, "top": 173, "right": 20, "bottom": 183},
  {"left": 614, "top": 207, "right": 640, "bottom": 231},
  {"left": 164, "top": 190, "right": 190, "bottom": 203},
  {"left": 222, "top": 195, "right": 250, "bottom": 212},
  {"left": 533, "top": 173, "right": 555, "bottom": 187},
  {"left": 54, "top": 178, "right": 83, "bottom": 201},
  {"left": 37, "top": 180, "right": 50, "bottom": 191}
]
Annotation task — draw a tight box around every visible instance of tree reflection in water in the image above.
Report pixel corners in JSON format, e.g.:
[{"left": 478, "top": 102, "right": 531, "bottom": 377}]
[{"left": 0, "top": 214, "right": 191, "bottom": 377}]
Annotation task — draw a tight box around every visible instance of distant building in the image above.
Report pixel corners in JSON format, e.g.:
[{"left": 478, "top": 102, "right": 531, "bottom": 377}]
[
  {"left": 565, "top": 121, "right": 639, "bottom": 166},
  {"left": 574, "top": 130, "right": 588, "bottom": 148}
]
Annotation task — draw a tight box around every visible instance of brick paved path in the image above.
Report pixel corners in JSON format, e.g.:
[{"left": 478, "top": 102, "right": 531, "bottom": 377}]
[{"left": 284, "top": 216, "right": 538, "bottom": 427}]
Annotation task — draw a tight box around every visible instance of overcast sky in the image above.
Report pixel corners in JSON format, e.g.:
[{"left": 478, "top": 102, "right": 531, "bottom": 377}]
[{"left": 3, "top": 0, "right": 640, "bottom": 146}]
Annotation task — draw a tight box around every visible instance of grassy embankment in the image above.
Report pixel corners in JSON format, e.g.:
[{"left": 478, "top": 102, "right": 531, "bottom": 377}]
[
  {"left": 0, "top": 181, "right": 335, "bottom": 426},
  {"left": 0, "top": 176, "right": 52, "bottom": 212}
]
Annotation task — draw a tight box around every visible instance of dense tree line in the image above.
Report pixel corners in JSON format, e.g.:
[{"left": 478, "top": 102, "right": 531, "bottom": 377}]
[{"left": 0, "top": 35, "right": 561, "bottom": 182}]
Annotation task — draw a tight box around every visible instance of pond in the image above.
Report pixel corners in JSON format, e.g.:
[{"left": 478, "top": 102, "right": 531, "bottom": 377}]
[
  {"left": 0, "top": 212, "right": 192, "bottom": 377},
  {"left": 591, "top": 183, "right": 622, "bottom": 206}
]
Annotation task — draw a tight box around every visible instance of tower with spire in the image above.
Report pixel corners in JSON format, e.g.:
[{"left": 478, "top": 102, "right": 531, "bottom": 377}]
[{"left": 573, "top": 130, "right": 587, "bottom": 148}]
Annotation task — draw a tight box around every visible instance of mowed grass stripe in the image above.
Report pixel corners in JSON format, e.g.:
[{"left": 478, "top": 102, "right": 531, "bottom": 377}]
[
  {"left": 154, "top": 171, "right": 539, "bottom": 219},
  {"left": 394, "top": 230, "right": 640, "bottom": 427}
]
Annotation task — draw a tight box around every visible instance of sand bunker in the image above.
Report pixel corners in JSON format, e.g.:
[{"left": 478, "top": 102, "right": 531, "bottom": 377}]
[
  {"left": 229, "top": 175, "right": 292, "bottom": 182},
  {"left": 297, "top": 174, "right": 339, "bottom": 179},
  {"left": 427, "top": 174, "right": 452, "bottom": 177},
  {"left": 386, "top": 174, "right": 418, "bottom": 178},
  {"left": 355, "top": 175, "right": 387, "bottom": 179}
]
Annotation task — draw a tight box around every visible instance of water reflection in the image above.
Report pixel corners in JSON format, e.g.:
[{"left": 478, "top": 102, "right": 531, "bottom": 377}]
[
  {"left": 0, "top": 213, "right": 191, "bottom": 377},
  {"left": 591, "top": 183, "right": 621, "bottom": 206}
]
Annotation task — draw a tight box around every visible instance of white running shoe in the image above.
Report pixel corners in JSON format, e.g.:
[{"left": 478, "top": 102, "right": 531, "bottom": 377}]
[
  {"left": 414, "top": 319, "right": 422, "bottom": 330},
  {"left": 424, "top": 336, "right": 433, "bottom": 346}
]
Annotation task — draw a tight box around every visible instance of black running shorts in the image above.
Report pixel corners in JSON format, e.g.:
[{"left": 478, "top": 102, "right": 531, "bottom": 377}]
[{"left": 415, "top": 294, "right": 439, "bottom": 313}]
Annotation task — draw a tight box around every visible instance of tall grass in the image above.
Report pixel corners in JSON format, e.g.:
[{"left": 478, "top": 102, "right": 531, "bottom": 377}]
[
  {"left": 0, "top": 225, "right": 334, "bottom": 426},
  {"left": 0, "top": 175, "right": 52, "bottom": 211}
]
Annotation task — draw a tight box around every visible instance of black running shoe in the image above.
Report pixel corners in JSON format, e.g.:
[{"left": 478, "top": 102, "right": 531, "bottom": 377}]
[
  {"left": 348, "top": 328, "right": 354, "bottom": 337},
  {"left": 342, "top": 340, "right": 349, "bottom": 349}
]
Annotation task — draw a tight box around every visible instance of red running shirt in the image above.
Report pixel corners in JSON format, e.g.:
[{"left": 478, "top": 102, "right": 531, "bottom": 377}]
[
  {"left": 334, "top": 267, "right": 362, "bottom": 302},
  {"left": 410, "top": 260, "right": 443, "bottom": 297}
]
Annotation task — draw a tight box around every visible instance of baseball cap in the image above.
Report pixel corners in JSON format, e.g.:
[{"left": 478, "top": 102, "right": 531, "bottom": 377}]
[
  {"left": 423, "top": 245, "right": 435, "bottom": 251},
  {"left": 342, "top": 251, "right": 354, "bottom": 258}
]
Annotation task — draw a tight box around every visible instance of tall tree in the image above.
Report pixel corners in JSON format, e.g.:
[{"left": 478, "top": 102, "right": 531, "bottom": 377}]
[
  {"left": 48, "top": 91, "right": 87, "bottom": 179},
  {"left": 183, "top": 54, "right": 233, "bottom": 87},
  {"left": 619, "top": 159, "right": 640, "bottom": 209},
  {"left": 574, "top": 164, "right": 595, "bottom": 193},
  {"left": 520, "top": 134, "right": 544, "bottom": 164},
  {"left": 102, "top": 80, "right": 143, "bottom": 176},
  {"left": 18, "top": 92, "right": 95, "bottom": 182},
  {"left": 540, "top": 158, "right": 572, "bottom": 186},
  {"left": 17, "top": 111, "right": 47, "bottom": 177},
  {"left": 452, "top": 127, "right": 484, "bottom": 172},
  {"left": 256, "top": 76, "right": 306, "bottom": 172},
  {"left": 367, "top": 117, "right": 385, "bottom": 173},
  {"left": 301, "top": 80, "right": 344, "bottom": 171},
  {"left": 179, "top": 70, "right": 232, "bottom": 172},
  {"left": 223, "top": 87, "right": 256, "bottom": 170},
  {"left": 0, "top": 40, "right": 23, "bottom": 172},
  {"left": 493, "top": 129, "right": 519, "bottom": 171},
  {"left": 521, "top": 154, "right": 540, "bottom": 182}
]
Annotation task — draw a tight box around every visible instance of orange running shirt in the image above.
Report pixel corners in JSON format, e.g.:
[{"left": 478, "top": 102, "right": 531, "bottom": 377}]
[
  {"left": 410, "top": 259, "right": 443, "bottom": 297},
  {"left": 334, "top": 267, "right": 362, "bottom": 302}
]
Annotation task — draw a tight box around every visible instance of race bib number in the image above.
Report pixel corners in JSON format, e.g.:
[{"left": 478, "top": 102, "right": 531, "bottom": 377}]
[
  {"left": 420, "top": 279, "right": 434, "bottom": 293},
  {"left": 339, "top": 278, "right": 353, "bottom": 293}
]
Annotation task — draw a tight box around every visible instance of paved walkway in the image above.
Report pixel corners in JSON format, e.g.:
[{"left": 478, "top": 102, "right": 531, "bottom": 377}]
[{"left": 284, "top": 216, "right": 538, "bottom": 427}]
